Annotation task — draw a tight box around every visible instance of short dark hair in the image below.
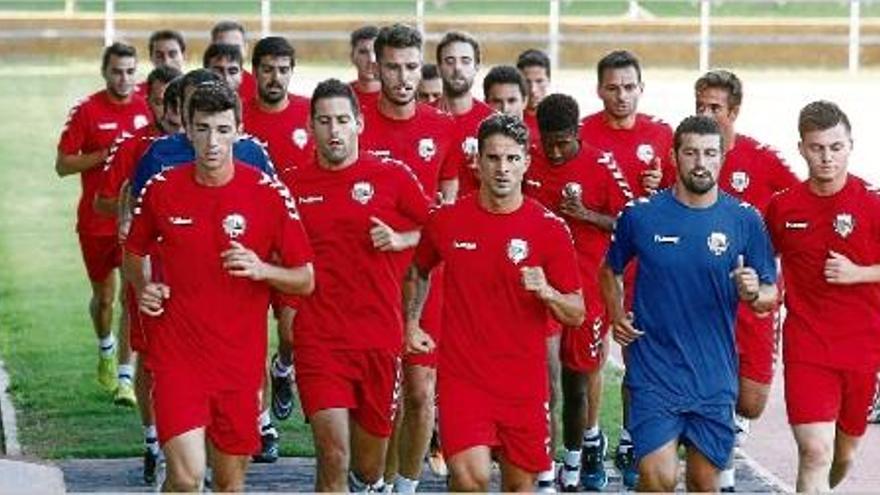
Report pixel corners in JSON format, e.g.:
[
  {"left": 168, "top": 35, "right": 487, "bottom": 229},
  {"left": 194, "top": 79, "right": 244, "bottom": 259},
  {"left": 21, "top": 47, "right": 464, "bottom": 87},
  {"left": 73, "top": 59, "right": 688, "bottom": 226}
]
[
  {"left": 148, "top": 30, "right": 186, "bottom": 57},
  {"left": 537, "top": 93, "right": 579, "bottom": 135},
  {"left": 350, "top": 25, "right": 379, "bottom": 49},
  {"left": 163, "top": 76, "right": 184, "bottom": 114},
  {"left": 251, "top": 36, "right": 296, "bottom": 72},
  {"left": 101, "top": 42, "right": 136, "bottom": 72},
  {"left": 211, "top": 20, "right": 246, "bottom": 42},
  {"left": 695, "top": 69, "right": 743, "bottom": 110},
  {"left": 483, "top": 65, "right": 527, "bottom": 100},
  {"left": 373, "top": 23, "right": 422, "bottom": 62},
  {"left": 674, "top": 115, "right": 723, "bottom": 153},
  {"left": 478, "top": 113, "right": 529, "bottom": 154},
  {"left": 146, "top": 65, "right": 182, "bottom": 94},
  {"left": 798, "top": 100, "right": 851, "bottom": 137},
  {"left": 421, "top": 63, "right": 439, "bottom": 81},
  {"left": 181, "top": 68, "right": 222, "bottom": 92},
  {"left": 310, "top": 78, "right": 360, "bottom": 119},
  {"left": 516, "top": 49, "right": 551, "bottom": 79},
  {"left": 187, "top": 80, "right": 241, "bottom": 125},
  {"left": 596, "top": 50, "right": 642, "bottom": 84},
  {"left": 202, "top": 43, "right": 243, "bottom": 69},
  {"left": 436, "top": 30, "right": 481, "bottom": 65}
]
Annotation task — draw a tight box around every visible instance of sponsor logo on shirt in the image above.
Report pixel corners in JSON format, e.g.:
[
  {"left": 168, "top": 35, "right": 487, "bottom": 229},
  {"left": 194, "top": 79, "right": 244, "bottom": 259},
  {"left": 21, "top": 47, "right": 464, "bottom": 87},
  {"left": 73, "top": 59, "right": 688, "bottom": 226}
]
[
  {"left": 351, "top": 181, "right": 375, "bottom": 205},
  {"left": 222, "top": 213, "right": 247, "bottom": 239},
  {"left": 707, "top": 232, "right": 729, "bottom": 256},
  {"left": 525, "top": 179, "right": 542, "bottom": 189},
  {"left": 731, "top": 171, "right": 750, "bottom": 193},
  {"left": 98, "top": 122, "right": 118, "bottom": 131},
  {"left": 418, "top": 138, "right": 436, "bottom": 161},
  {"left": 833, "top": 213, "right": 855, "bottom": 238},
  {"left": 562, "top": 182, "right": 582, "bottom": 200},
  {"left": 298, "top": 195, "right": 324, "bottom": 204},
  {"left": 506, "top": 238, "right": 529, "bottom": 265},
  {"left": 168, "top": 216, "right": 193, "bottom": 226},
  {"left": 133, "top": 114, "right": 149, "bottom": 129},
  {"left": 636, "top": 143, "right": 655, "bottom": 165},
  {"left": 785, "top": 221, "right": 808, "bottom": 230},
  {"left": 453, "top": 241, "right": 477, "bottom": 250},
  {"left": 292, "top": 128, "right": 308, "bottom": 149},
  {"left": 654, "top": 234, "right": 680, "bottom": 244}
]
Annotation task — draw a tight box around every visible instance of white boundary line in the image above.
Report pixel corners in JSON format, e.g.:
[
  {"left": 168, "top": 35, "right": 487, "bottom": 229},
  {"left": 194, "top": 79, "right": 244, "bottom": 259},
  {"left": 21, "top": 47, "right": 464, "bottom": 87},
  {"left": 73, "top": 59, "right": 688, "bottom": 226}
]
[{"left": 0, "top": 358, "right": 21, "bottom": 456}]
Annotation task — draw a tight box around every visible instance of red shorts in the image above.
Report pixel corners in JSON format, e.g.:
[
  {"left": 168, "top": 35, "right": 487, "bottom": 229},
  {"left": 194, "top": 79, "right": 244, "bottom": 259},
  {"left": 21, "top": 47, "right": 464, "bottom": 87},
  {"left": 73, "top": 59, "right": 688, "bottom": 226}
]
[
  {"left": 784, "top": 361, "right": 876, "bottom": 437},
  {"left": 295, "top": 347, "right": 400, "bottom": 437},
  {"left": 560, "top": 296, "right": 607, "bottom": 373},
  {"left": 438, "top": 375, "right": 551, "bottom": 474},
  {"left": 735, "top": 303, "right": 778, "bottom": 385},
  {"left": 125, "top": 283, "right": 147, "bottom": 353},
  {"left": 404, "top": 267, "right": 444, "bottom": 368},
  {"left": 78, "top": 233, "right": 120, "bottom": 282},
  {"left": 152, "top": 371, "right": 260, "bottom": 455}
]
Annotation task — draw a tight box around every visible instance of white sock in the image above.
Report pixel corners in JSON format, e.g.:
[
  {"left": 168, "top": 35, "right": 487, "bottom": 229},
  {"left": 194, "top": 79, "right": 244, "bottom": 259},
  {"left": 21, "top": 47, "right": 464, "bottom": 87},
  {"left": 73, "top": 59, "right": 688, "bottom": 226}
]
[
  {"left": 258, "top": 409, "right": 276, "bottom": 437},
  {"left": 583, "top": 426, "right": 600, "bottom": 442},
  {"left": 117, "top": 364, "right": 134, "bottom": 385},
  {"left": 537, "top": 462, "right": 556, "bottom": 481},
  {"left": 720, "top": 467, "right": 735, "bottom": 489},
  {"left": 392, "top": 475, "right": 419, "bottom": 494},
  {"left": 98, "top": 336, "right": 116, "bottom": 357},
  {"left": 144, "top": 425, "right": 159, "bottom": 454},
  {"left": 349, "top": 472, "right": 385, "bottom": 493},
  {"left": 564, "top": 449, "right": 582, "bottom": 467},
  {"left": 619, "top": 427, "right": 632, "bottom": 443},
  {"left": 271, "top": 356, "right": 293, "bottom": 378}
]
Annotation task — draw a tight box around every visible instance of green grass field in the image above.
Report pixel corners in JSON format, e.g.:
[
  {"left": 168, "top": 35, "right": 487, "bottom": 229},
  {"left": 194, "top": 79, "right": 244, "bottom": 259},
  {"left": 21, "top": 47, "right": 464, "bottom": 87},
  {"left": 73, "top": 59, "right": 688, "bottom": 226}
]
[
  {"left": 0, "top": 63, "right": 623, "bottom": 459},
  {"left": 1, "top": 0, "right": 879, "bottom": 18}
]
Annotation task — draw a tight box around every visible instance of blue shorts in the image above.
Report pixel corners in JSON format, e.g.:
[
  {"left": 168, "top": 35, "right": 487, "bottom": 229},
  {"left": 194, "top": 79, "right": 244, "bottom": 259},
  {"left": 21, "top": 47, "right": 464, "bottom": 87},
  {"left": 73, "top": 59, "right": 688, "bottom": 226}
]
[{"left": 629, "top": 390, "right": 735, "bottom": 469}]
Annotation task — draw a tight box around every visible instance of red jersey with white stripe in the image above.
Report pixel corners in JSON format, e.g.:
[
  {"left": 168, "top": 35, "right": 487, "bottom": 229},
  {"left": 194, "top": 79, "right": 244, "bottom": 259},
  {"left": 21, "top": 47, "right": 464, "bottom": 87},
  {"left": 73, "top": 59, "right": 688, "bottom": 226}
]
[
  {"left": 579, "top": 112, "right": 674, "bottom": 200},
  {"left": 414, "top": 195, "right": 581, "bottom": 400},
  {"left": 524, "top": 145, "right": 629, "bottom": 302},
  {"left": 242, "top": 95, "right": 312, "bottom": 176},
  {"left": 350, "top": 80, "right": 381, "bottom": 113},
  {"left": 766, "top": 176, "right": 880, "bottom": 372},
  {"left": 125, "top": 162, "right": 312, "bottom": 389},
  {"left": 719, "top": 134, "right": 799, "bottom": 214},
  {"left": 360, "top": 101, "right": 457, "bottom": 200},
  {"left": 97, "top": 124, "right": 162, "bottom": 203},
  {"left": 289, "top": 154, "right": 431, "bottom": 352},
  {"left": 238, "top": 69, "right": 257, "bottom": 105},
  {"left": 58, "top": 89, "right": 151, "bottom": 235}
]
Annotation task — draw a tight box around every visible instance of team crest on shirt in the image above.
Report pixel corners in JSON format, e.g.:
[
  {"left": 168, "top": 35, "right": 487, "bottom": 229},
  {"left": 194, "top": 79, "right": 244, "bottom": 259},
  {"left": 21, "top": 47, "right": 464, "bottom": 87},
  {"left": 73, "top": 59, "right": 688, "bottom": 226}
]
[
  {"left": 351, "top": 181, "right": 375, "bottom": 205},
  {"left": 562, "top": 182, "right": 582, "bottom": 200},
  {"left": 731, "top": 171, "right": 750, "bottom": 193},
  {"left": 636, "top": 143, "right": 655, "bottom": 165},
  {"left": 707, "top": 232, "right": 729, "bottom": 256},
  {"left": 833, "top": 213, "right": 855, "bottom": 238},
  {"left": 507, "top": 238, "right": 529, "bottom": 265},
  {"left": 133, "top": 114, "right": 149, "bottom": 129},
  {"left": 222, "top": 213, "right": 247, "bottom": 239},
  {"left": 292, "top": 128, "right": 308, "bottom": 149},
  {"left": 418, "top": 138, "right": 436, "bottom": 161},
  {"left": 461, "top": 136, "right": 478, "bottom": 157}
]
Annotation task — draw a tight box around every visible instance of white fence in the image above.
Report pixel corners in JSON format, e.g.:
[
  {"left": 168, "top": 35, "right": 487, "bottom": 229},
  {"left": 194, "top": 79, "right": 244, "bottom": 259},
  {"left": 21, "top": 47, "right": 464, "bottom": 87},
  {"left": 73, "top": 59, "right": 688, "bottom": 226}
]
[{"left": 37, "top": 0, "right": 878, "bottom": 72}]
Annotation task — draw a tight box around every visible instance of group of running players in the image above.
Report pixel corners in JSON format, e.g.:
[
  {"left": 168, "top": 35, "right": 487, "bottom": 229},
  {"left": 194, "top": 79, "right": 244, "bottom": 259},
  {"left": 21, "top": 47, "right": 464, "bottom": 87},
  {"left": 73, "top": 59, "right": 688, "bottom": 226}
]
[{"left": 55, "top": 18, "right": 880, "bottom": 493}]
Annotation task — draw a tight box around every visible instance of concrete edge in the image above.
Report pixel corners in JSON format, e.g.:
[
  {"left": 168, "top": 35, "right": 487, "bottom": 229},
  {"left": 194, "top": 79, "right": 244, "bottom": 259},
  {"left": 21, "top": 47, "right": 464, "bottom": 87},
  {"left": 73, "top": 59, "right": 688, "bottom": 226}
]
[
  {"left": 737, "top": 449, "right": 795, "bottom": 493},
  {"left": 0, "top": 358, "right": 22, "bottom": 456}
]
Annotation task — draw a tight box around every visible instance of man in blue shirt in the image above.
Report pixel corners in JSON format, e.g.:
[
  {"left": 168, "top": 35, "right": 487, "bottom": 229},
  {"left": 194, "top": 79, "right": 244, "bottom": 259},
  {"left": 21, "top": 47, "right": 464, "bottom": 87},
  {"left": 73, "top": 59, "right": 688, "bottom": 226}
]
[{"left": 600, "top": 115, "right": 778, "bottom": 491}]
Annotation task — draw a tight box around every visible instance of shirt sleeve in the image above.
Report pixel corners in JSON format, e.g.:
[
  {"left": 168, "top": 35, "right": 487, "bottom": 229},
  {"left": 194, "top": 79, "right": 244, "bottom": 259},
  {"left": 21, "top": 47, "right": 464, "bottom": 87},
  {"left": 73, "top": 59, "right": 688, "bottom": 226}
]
[
  {"left": 606, "top": 205, "right": 637, "bottom": 275},
  {"left": 543, "top": 218, "right": 582, "bottom": 294},
  {"left": 413, "top": 211, "right": 443, "bottom": 275},
  {"left": 438, "top": 128, "right": 461, "bottom": 182},
  {"left": 124, "top": 180, "right": 160, "bottom": 257},
  {"left": 396, "top": 165, "right": 431, "bottom": 227},
  {"left": 57, "top": 99, "right": 89, "bottom": 155},
  {"left": 97, "top": 133, "right": 135, "bottom": 200},
  {"left": 765, "top": 148, "right": 800, "bottom": 193},
  {"left": 269, "top": 179, "right": 314, "bottom": 268},
  {"left": 743, "top": 207, "right": 778, "bottom": 285}
]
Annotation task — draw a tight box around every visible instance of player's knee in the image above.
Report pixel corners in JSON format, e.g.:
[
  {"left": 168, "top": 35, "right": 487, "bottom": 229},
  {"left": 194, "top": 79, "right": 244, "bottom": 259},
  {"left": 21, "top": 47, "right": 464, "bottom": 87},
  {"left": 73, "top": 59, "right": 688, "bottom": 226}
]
[
  {"left": 736, "top": 396, "right": 766, "bottom": 419},
  {"left": 316, "top": 439, "right": 349, "bottom": 478},
  {"left": 638, "top": 461, "right": 676, "bottom": 491},
  {"left": 91, "top": 291, "right": 115, "bottom": 312},
  {"left": 450, "top": 467, "right": 490, "bottom": 492},
  {"left": 212, "top": 472, "right": 245, "bottom": 492},
  {"left": 164, "top": 465, "right": 205, "bottom": 492},
  {"left": 403, "top": 381, "right": 434, "bottom": 416},
  {"left": 797, "top": 436, "right": 833, "bottom": 469}
]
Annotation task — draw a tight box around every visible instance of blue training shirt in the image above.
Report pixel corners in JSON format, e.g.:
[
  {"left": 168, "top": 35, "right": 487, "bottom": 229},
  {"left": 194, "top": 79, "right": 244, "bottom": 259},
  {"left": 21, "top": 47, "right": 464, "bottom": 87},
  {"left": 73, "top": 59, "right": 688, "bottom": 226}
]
[
  {"left": 606, "top": 189, "right": 776, "bottom": 407},
  {"left": 130, "top": 133, "right": 275, "bottom": 197}
]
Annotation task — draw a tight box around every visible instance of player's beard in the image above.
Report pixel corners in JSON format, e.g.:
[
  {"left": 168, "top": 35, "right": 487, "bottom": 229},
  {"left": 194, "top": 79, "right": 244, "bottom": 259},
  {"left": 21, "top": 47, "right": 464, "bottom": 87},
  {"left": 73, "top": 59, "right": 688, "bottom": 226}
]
[
  {"left": 259, "top": 83, "right": 287, "bottom": 105},
  {"left": 682, "top": 167, "right": 716, "bottom": 195},
  {"left": 443, "top": 74, "right": 473, "bottom": 98},
  {"left": 380, "top": 84, "right": 415, "bottom": 106}
]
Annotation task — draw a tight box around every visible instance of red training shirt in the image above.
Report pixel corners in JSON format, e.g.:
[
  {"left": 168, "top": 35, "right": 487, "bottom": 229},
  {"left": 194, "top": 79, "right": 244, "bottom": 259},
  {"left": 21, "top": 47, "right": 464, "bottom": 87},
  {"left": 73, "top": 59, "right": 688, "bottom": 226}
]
[
  {"left": 58, "top": 89, "right": 151, "bottom": 236},
  {"left": 242, "top": 94, "right": 312, "bottom": 177},
  {"left": 766, "top": 176, "right": 880, "bottom": 372},
  {"left": 718, "top": 133, "right": 799, "bottom": 214},
  {"left": 125, "top": 162, "right": 313, "bottom": 389},
  {"left": 414, "top": 195, "right": 581, "bottom": 400},
  {"left": 289, "top": 154, "right": 431, "bottom": 352},
  {"left": 441, "top": 99, "right": 494, "bottom": 198},
  {"left": 97, "top": 124, "right": 163, "bottom": 204}
]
